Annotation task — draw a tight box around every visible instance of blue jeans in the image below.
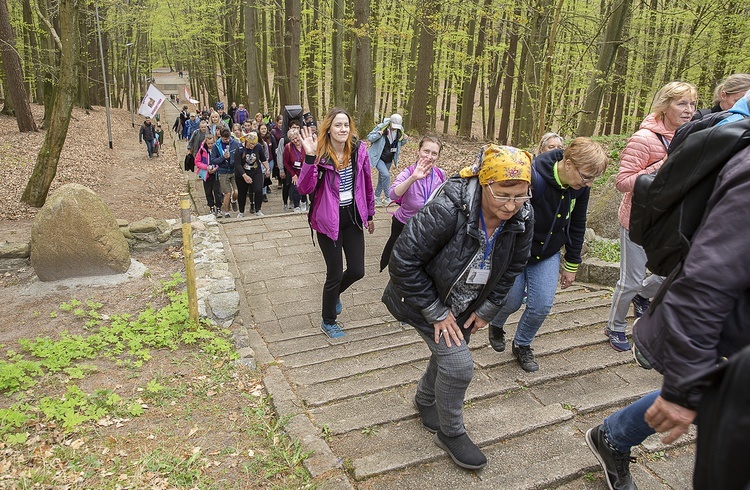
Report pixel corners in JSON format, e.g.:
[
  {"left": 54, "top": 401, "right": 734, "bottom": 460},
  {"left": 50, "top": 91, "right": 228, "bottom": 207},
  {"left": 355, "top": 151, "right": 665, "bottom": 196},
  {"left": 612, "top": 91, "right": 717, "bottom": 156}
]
[
  {"left": 490, "top": 252, "right": 560, "bottom": 346},
  {"left": 602, "top": 390, "right": 659, "bottom": 453},
  {"left": 144, "top": 140, "right": 154, "bottom": 157},
  {"left": 374, "top": 159, "right": 392, "bottom": 199}
]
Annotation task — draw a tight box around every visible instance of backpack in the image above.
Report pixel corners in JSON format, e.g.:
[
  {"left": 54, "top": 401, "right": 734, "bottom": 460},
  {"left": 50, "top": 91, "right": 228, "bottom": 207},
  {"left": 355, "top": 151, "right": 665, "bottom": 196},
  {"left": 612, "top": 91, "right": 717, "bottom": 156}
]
[
  {"left": 684, "top": 343, "right": 750, "bottom": 490},
  {"left": 628, "top": 118, "right": 750, "bottom": 276}
]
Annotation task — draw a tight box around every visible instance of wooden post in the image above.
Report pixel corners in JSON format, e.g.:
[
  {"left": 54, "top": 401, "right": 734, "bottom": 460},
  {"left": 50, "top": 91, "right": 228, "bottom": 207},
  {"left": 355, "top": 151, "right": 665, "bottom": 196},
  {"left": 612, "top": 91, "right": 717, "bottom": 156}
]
[{"left": 180, "top": 193, "right": 199, "bottom": 325}]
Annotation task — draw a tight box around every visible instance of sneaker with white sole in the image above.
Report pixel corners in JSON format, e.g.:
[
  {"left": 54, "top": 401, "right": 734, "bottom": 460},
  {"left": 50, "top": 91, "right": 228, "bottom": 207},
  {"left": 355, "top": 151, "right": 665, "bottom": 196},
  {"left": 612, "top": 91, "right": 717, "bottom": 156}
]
[
  {"left": 585, "top": 425, "right": 637, "bottom": 490},
  {"left": 237, "top": 212, "right": 244, "bottom": 218},
  {"left": 604, "top": 327, "right": 631, "bottom": 352},
  {"left": 300, "top": 203, "right": 307, "bottom": 212},
  {"left": 255, "top": 210, "right": 265, "bottom": 217},
  {"left": 321, "top": 321, "right": 345, "bottom": 339},
  {"left": 294, "top": 207, "right": 301, "bottom": 213},
  {"left": 223, "top": 211, "right": 231, "bottom": 218}
]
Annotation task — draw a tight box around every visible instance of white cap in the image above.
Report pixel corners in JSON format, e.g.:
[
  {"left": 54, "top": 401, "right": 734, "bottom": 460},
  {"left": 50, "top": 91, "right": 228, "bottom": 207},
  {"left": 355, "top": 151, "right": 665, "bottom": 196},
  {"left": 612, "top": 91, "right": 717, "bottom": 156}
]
[{"left": 389, "top": 113, "right": 403, "bottom": 131}]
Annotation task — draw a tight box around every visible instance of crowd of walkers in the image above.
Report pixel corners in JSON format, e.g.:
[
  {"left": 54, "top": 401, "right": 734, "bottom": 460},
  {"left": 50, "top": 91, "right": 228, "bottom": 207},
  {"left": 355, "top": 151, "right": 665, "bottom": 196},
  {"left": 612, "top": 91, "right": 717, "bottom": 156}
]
[{"left": 150, "top": 73, "right": 750, "bottom": 486}]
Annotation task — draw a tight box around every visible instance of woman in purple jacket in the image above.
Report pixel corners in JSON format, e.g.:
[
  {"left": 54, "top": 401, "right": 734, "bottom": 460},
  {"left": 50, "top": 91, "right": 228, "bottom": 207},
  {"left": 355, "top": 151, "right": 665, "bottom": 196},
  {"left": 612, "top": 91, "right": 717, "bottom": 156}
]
[
  {"left": 297, "top": 108, "right": 376, "bottom": 339},
  {"left": 379, "top": 134, "right": 446, "bottom": 271}
]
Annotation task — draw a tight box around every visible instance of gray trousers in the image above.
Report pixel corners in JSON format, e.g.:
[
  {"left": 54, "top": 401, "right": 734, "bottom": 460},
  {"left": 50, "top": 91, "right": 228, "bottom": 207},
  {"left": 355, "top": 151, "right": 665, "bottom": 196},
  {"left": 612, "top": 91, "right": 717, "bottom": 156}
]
[
  {"left": 415, "top": 330, "right": 473, "bottom": 436},
  {"left": 606, "top": 226, "right": 664, "bottom": 333}
]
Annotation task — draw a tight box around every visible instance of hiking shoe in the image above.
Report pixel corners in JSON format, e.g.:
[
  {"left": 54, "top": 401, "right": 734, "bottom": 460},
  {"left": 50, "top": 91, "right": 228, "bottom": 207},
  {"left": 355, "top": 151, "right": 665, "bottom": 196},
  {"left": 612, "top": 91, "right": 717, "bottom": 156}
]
[
  {"left": 512, "top": 342, "right": 539, "bottom": 372},
  {"left": 231, "top": 199, "right": 238, "bottom": 212},
  {"left": 433, "top": 430, "right": 487, "bottom": 470},
  {"left": 631, "top": 294, "right": 650, "bottom": 319},
  {"left": 604, "top": 327, "right": 631, "bottom": 352},
  {"left": 413, "top": 397, "right": 439, "bottom": 433},
  {"left": 488, "top": 325, "right": 506, "bottom": 352},
  {"left": 585, "top": 425, "right": 637, "bottom": 490},
  {"left": 335, "top": 297, "right": 342, "bottom": 315},
  {"left": 321, "top": 321, "right": 345, "bottom": 339}
]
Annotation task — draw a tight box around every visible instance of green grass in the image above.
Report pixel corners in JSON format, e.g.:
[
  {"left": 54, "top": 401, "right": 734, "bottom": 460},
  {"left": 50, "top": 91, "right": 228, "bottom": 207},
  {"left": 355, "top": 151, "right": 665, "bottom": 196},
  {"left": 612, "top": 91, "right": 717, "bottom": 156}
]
[{"left": 587, "top": 237, "right": 621, "bottom": 263}]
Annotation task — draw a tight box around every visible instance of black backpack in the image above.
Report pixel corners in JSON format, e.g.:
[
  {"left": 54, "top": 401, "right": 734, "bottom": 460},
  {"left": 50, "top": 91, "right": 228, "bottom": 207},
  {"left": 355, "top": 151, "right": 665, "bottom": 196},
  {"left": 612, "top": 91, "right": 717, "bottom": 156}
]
[{"left": 629, "top": 118, "right": 750, "bottom": 276}]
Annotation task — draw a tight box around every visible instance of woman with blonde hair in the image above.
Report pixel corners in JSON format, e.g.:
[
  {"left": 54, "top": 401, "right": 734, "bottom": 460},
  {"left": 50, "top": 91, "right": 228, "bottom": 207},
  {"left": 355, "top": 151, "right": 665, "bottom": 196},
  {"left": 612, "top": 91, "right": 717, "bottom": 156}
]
[
  {"left": 692, "top": 73, "right": 750, "bottom": 120},
  {"left": 536, "top": 132, "right": 564, "bottom": 155},
  {"left": 605, "top": 81, "right": 697, "bottom": 351},
  {"left": 488, "top": 138, "right": 608, "bottom": 372},
  {"left": 297, "top": 108, "right": 375, "bottom": 339}
]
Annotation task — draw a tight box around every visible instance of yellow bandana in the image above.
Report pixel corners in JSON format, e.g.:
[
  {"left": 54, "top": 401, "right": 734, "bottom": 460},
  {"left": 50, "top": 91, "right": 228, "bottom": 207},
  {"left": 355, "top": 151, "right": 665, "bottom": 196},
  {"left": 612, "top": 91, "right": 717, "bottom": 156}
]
[{"left": 459, "top": 145, "right": 532, "bottom": 185}]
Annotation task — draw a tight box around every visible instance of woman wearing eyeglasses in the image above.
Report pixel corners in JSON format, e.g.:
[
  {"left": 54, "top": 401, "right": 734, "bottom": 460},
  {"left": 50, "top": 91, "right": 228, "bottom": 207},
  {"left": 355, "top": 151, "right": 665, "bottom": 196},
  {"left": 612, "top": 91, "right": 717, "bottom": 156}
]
[
  {"left": 382, "top": 145, "right": 534, "bottom": 470},
  {"left": 487, "top": 137, "right": 609, "bottom": 372}
]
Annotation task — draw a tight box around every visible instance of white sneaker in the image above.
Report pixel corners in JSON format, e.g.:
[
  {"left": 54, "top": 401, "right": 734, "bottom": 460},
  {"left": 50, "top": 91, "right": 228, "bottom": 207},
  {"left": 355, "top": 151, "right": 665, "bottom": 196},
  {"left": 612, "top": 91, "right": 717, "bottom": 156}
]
[
  {"left": 223, "top": 212, "right": 230, "bottom": 218},
  {"left": 294, "top": 207, "right": 301, "bottom": 213},
  {"left": 237, "top": 212, "right": 244, "bottom": 218},
  {"left": 375, "top": 197, "right": 382, "bottom": 207},
  {"left": 283, "top": 204, "right": 288, "bottom": 211},
  {"left": 300, "top": 203, "right": 307, "bottom": 212},
  {"left": 255, "top": 210, "right": 265, "bottom": 217}
]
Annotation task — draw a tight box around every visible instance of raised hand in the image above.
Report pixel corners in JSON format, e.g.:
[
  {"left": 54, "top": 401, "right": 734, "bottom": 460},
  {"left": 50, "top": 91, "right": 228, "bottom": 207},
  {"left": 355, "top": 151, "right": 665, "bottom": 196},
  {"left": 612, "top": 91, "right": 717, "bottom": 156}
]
[
  {"left": 300, "top": 126, "right": 318, "bottom": 156},
  {"left": 412, "top": 157, "right": 433, "bottom": 180}
]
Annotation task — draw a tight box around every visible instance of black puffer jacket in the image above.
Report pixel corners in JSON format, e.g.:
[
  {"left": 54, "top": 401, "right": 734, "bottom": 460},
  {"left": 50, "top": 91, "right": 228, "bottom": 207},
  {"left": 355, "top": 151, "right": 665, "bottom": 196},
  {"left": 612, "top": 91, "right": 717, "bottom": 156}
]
[{"left": 382, "top": 175, "right": 533, "bottom": 338}]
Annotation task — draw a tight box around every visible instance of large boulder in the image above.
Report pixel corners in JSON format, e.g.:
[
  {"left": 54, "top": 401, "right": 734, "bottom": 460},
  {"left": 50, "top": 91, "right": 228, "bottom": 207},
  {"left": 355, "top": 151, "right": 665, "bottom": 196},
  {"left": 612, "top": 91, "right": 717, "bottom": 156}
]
[
  {"left": 586, "top": 174, "right": 622, "bottom": 240},
  {"left": 30, "top": 184, "right": 131, "bottom": 281}
]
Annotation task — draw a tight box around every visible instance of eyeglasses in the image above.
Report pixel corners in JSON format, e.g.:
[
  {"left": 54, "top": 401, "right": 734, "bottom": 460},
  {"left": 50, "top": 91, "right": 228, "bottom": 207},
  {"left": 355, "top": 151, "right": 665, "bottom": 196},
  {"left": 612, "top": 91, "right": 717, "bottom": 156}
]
[
  {"left": 575, "top": 167, "right": 597, "bottom": 184},
  {"left": 486, "top": 185, "right": 532, "bottom": 205}
]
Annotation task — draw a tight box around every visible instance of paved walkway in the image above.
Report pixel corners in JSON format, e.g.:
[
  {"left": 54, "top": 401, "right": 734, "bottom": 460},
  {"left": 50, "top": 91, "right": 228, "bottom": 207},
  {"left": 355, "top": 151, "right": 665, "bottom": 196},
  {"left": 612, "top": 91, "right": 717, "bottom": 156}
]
[{"left": 181, "top": 171, "right": 694, "bottom": 489}]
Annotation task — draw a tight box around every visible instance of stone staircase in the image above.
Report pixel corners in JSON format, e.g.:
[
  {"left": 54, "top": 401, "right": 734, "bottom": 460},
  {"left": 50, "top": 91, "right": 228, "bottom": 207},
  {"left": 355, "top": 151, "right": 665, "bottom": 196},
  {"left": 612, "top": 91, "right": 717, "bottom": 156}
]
[{"left": 214, "top": 198, "right": 695, "bottom": 489}]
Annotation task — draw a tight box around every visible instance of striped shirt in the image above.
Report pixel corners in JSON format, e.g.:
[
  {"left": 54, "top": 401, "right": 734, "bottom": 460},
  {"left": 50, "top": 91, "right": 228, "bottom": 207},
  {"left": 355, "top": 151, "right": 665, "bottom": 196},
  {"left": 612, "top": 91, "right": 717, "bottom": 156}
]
[{"left": 339, "top": 165, "right": 353, "bottom": 206}]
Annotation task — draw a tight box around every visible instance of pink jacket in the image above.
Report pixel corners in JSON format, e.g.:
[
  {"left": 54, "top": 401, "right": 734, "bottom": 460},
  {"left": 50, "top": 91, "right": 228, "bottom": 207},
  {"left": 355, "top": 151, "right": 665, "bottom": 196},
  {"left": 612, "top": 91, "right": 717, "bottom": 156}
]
[{"left": 616, "top": 114, "right": 674, "bottom": 229}]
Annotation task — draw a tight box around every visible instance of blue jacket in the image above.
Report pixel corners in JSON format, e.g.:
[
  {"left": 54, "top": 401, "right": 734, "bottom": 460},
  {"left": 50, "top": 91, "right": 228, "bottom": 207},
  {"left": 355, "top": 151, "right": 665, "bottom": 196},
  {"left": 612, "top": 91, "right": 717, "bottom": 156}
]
[
  {"left": 716, "top": 97, "right": 750, "bottom": 127},
  {"left": 367, "top": 118, "right": 407, "bottom": 166},
  {"left": 210, "top": 137, "right": 242, "bottom": 174}
]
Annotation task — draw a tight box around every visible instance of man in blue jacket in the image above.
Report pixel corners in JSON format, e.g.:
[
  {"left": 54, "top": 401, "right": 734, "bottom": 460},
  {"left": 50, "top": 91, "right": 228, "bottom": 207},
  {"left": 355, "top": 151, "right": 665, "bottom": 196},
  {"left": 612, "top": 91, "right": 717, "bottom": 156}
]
[
  {"left": 210, "top": 128, "right": 242, "bottom": 218},
  {"left": 367, "top": 114, "right": 408, "bottom": 206}
]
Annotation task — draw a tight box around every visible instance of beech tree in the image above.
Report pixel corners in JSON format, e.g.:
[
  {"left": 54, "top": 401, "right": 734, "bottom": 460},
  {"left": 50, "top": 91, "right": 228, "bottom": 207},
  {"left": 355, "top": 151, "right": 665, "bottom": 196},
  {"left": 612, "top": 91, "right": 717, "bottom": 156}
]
[{"left": 0, "top": 0, "right": 37, "bottom": 131}]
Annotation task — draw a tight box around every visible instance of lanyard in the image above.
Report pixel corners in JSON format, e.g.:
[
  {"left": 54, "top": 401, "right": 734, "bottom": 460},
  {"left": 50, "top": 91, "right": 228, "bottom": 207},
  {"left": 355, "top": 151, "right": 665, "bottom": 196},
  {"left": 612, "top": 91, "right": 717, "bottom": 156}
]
[
  {"left": 422, "top": 169, "right": 436, "bottom": 205},
  {"left": 479, "top": 209, "right": 504, "bottom": 268}
]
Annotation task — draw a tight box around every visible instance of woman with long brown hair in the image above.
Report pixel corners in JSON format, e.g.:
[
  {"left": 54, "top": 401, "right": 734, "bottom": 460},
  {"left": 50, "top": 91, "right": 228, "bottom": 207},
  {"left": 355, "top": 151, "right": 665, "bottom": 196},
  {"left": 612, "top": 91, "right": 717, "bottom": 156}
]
[{"left": 297, "top": 108, "right": 376, "bottom": 338}]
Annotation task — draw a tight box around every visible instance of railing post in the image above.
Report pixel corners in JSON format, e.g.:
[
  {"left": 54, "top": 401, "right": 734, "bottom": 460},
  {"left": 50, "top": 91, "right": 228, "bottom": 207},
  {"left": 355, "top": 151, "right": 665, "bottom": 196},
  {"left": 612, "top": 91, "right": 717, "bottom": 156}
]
[{"left": 180, "top": 193, "right": 199, "bottom": 325}]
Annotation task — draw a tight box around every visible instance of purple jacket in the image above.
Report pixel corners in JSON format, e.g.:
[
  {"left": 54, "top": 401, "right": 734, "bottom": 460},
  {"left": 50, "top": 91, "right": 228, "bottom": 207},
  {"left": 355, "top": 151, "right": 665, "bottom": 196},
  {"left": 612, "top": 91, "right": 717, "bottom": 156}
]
[
  {"left": 298, "top": 142, "right": 375, "bottom": 241},
  {"left": 234, "top": 108, "right": 249, "bottom": 125},
  {"left": 389, "top": 164, "right": 446, "bottom": 224}
]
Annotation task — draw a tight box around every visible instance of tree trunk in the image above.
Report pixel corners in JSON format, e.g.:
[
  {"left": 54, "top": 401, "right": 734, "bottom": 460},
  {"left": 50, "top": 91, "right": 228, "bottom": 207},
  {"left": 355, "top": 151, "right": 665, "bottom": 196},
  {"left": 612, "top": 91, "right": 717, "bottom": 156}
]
[
  {"left": 458, "top": 0, "right": 491, "bottom": 139},
  {"left": 285, "top": 0, "right": 301, "bottom": 104},
  {"left": 0, "top": 0, "right": 38, "bottom": 131},
  {"left": 274, "top": 4, "right": 289, "bottom": 109},
  {"left": 331, "top": 0, "right": 345, "bottom": 107},
  {"left": 353, "top": 0, "right": 374, "bottom": 132},
  {"left": 409, "top": 0, "right": 439, "bottom": 133},
  {"left": 244, "top": 1, "right": 261, "bottom": 115},
  {"left": 498, "top": 7, "right": 520, "bottom": 144},
  {"left": 305, "top": 0, "right": 320, "bottom": 119},
  {"left": 576, "top": 0, "right": 632, "bottom": 136},
  {"left": 22, "top": 0, "right": 78, "bottom": 206}
]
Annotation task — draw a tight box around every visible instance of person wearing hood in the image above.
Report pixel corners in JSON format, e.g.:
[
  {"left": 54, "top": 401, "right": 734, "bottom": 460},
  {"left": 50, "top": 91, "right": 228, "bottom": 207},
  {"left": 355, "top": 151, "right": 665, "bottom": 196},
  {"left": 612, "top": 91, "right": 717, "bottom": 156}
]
[
  {"left": 487, "top": 138, "right": 609, "bottom": 372},
  {"left": 297, "top": 108, "right": 375, "bottom": 339},
  {"left": 367, "top": 113, "right": 408, "bottom": 206},
  {"left": 382, "top": 145, "right": 534, "bottom": 470},
  {"left": 604, "top": 81, "right": 697, "bottom": 352}
]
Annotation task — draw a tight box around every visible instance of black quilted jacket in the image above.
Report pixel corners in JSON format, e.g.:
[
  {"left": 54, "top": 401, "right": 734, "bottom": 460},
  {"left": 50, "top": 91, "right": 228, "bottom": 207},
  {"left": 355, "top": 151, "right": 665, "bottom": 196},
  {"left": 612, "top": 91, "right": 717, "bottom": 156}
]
[{"left": 382, "top": 175, "right": 533, "bottom": 338}]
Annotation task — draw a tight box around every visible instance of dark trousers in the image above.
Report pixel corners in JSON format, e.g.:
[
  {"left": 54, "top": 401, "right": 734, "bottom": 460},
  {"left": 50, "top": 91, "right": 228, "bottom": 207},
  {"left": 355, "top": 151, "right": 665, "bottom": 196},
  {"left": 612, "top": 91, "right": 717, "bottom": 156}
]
[
  {"left": 380, "top": 216, "right": 406, "bottom": 272},
  {"left": 202, "top": 174, "right": 222, "bottom": 209},
  {"left": 317, "top": 204, "right": 365, "bottom": 324},
  {"left": 236, "top": 169, "right": 263, "bottom": 213}
]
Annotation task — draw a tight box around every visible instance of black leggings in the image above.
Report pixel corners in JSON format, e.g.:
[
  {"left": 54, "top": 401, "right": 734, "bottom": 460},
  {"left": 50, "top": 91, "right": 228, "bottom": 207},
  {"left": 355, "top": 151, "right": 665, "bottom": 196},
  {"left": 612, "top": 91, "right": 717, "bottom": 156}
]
[
  {"left": 202, "top": 174, "right": 222, "bottom": 209},
  {"left": 236, "top": 169, "right": 263, "bottom": 213},
  {"left": 380, "top": 216, "right": 406, "bottom": 272},
  {"left": 317, "top": 204, "right": 365, "bottom": 324}
]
